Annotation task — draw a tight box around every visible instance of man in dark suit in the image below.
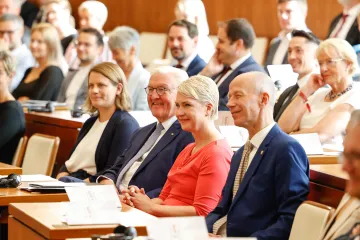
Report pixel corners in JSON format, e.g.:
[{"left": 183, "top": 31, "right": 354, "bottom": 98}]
[
  {"left": 206, "top": 71, "right": 309, "bottom": 239},
  {"left": 200, "top": 18, "right": 264, "bottom": 110},
  {"left": 98, "top": 66, "right": 194, "bottom": 198},
  {"left": 274, "top": 30, "right": 320, "bottom": 121},
  {"left": 327, "top": 0, "right": 360, "bottom": 46},
  {"left": 264, "top": 0, "right": 309, "bottom": 71},
  {"left": 168, "top": 19, "right": 206, "bottom": 77}
]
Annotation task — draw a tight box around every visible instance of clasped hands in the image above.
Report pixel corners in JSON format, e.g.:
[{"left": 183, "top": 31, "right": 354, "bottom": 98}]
[{"left": 120, "top": 185, "right": 154, "bottom": 213}]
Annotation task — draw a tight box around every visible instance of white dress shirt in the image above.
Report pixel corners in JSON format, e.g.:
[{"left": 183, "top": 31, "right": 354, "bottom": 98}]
[
  {"left": 127, "top": 61, "right": 150, "bottom": 110},
  {"left": 330, "top": 4, "right": 360, "bottom": 39},
  {"left": 176, "top": 51, "right": 198, "bottom": 71}
]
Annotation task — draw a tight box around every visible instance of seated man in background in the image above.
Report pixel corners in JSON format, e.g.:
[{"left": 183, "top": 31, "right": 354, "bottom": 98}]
[
  {"left": 0, "top": 14, "right": 34, "bottom": 91},
  {"left": 63, "top": 0, "right": 112, "bottom": 69},
  {"left": 200, "top": 18, "right": 264, "bottom": 110},
  {"left": 168, "top": 19, "right": 206, "bottom": 77},
  {"left": 97, "top": 66, "right": 194, "bottom": 198},
  {"left": 0, "top": 0, "right": 31, "bottom": 46},
  {"left": 206, "top": 72, "right": 309, "bottom": 239},
  {"left": 318, "top": 110, "right": 360, "bottom": 240},
  {"left": 264, "top": 0, "right": 309, "bottom": 70},
  {"left": 274, "top": 30, "right": 320, "bottom": 121},
  {"left": 108, "top": 26, "right": 150, "bottom": 110},
  {"left": 57, "top": 28, "right": 104, "bottom": 110}
]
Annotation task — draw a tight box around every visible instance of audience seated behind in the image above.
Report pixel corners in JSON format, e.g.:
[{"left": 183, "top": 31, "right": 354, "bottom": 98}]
[
  {"left": 20, "top": 0, "right": 39, "bottom": 28},
  {"left": 12, "top": 23, "right": 67, "bottom": 101},
  {"left": 206, "top": 72, "right": 309, "bottom": 239},
  {"left": 318, "top": 111, "right": 360, "bottom": 240},
  {"left": 168, "top": 19, "right": 206, "bottom": 77},
  {"left": 264, "top": 0, "right": 309, "bottom": 71},
  {"left": 97, "top": 67, "right": 194, "bottom": 198},
  {"left": 0, "top": 51, "right": 25, "bottom": 165},
  {"left": 57, "top": 28, "right": 104, "bottom": 110},
  {"left": 64, "top": 0, "right": 112, "bottom": 70},
  {"left": 278, "top": 38, "right": 360, "bottom": 151},
  {"left": 174, "top": 0, "right": 215, "bottom": 62},
  {"left": 123, "top": 75, "right": 232, "bottom": 217},
  {"left": 57, "top": 62, "right": 139, "bottom": 182},
  {"left": 274, "top": 30, "right": 320, "bottom": 121},
  {"left": 200, "top": 18, "right": 265, "bottom": 110},
  {"left": 327, "top": 0, "right": 360, "bottom": 46},
  {"left": 108, "top": 26, "right": 150, "bottom": 110},
  {"left": 0, "top": 14, "right": 35, "bottom": 92}
]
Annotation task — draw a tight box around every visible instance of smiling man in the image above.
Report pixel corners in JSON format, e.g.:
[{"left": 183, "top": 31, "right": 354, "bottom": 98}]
[
  {"left": 97, "top": 66, "right": 194, "bottom": 198},
  {"left": 168, "top": 19, "right": 206, "bottom": 77},
  {"left": 273, "top": 30, "right": 320, "bottom": 121},
  {"left": 206, "top": 71, "right": 309, "bottom": 239}
]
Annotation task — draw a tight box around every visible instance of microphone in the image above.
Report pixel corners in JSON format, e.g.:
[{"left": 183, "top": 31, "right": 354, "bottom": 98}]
[
  {"left": 113, "top": 225, "right": 137, "bottom": 238},
  {"left": 0, "top": 174, "right": 21, "bottom": 188}
]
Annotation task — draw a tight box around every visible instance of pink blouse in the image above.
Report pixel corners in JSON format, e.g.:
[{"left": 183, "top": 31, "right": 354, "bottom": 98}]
[{"left": 159, "top": 139, "right": 232, "bottom": 216}]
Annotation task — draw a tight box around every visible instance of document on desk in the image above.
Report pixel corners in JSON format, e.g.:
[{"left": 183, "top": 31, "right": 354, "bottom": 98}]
[
  {"left": 147, "top": 216, "right": 209, "bottom": 240},
  {"left": 63, "top": 185, "right": 122, "bottom": 225},
  {"left": 219, "top": 126, "right": 248, "bottom": 148},
  {"left": 291, "top": 133, "right": 324, "bottom": 155}
]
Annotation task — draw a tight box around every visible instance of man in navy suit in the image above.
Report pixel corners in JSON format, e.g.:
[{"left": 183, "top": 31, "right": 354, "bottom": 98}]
[
  {"left": 327, "top": 0, "right": 360, "bottom": 46},
  {"left": 168, "top": 19, "right": 206, "bottom": 77},
  {"left": 200, "top": 18, "right": 265, "bottom": 110},
  {"left": 206, "top": 72, "right": 309, "bottom": 239},
  {"left": 98, "top": 66, "right": 194, "bottom": 198}
]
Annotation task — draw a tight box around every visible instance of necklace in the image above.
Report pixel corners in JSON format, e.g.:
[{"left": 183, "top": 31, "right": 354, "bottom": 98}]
[{"left": 327, "top": 84, "right": 353, "bottom": 100}]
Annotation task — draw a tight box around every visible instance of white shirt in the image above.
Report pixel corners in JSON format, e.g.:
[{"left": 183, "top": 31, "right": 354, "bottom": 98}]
[
  {"left": 197, "top": 35, "right": 215, "bottom": 63},
  {"left": 10, "top": 44, "right": 35, "bottom": 91},
  {"left": 216, "top": 52, "right": 252, "bottom": 87},
  {"left": 127, "top": 61, "right": 150, "bottom": 110},
  {"left": 272, "top": 31, "right": 292, "bottom": 65},
  {"left": 65, "top": 65, "right": 91, "bottom": 108},
  {"left": 300, "top": 83, "right": 360, "bottom": 150},
  {"left": 177, "top": 51, "right": 197, "bottom": 70},
  {"left": 65, "top": 119, "right": 109, "bottom": 175},
  {"left": 330, "top": 4, "right": 360, "bottom": 39},
  {"left": 119, "top": 116, "right": 178, "bottom": 189},
  {"left": 282, "top": 72, "right": 314, "bottom": 104}
]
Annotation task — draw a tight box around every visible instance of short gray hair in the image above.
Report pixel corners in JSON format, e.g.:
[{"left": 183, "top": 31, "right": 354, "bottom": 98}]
[
  {"left": 108, "top": 26, "right": 140, "bottom": 56},
  {"left": 78, "top": 1, "right": 108, "bottom": 28},
  {"left": 151, "top": 66, "right": 188, "bottom": 86},
  {"left": 178, "top": 75, "right": 219, "bottom": 120},
  {"left": 0, "top": 14, "right": 24, "bottom": 29}
]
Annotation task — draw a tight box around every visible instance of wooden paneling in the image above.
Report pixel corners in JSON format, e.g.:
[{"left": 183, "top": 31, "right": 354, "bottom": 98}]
[{"left": 68, "top": 0, "right": 342, "bottom": 39}]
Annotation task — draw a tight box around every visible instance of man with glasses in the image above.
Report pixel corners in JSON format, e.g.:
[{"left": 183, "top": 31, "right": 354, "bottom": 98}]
[
  {"left": 96, "top": 66, "right": 194, "bottom": 198},
  {"left": 318, "top": 110, "right": 360, "bottom": 240},
  {"left": 0, "top": 14, "right": 34, "bottom": 91}
]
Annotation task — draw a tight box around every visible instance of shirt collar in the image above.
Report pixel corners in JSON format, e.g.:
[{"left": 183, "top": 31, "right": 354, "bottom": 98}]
[
  {"left": 179, "top": 51, "right": 198, "bottom": 69},
  {"left": 278, "top": 26, "right": 310, "bottom": 39},
  {"left": 250, "top": 122, "right": 276, "bottom": 149},
  {"left": 159, "top": 115, "right": 177, "bottom": 131},
  {"left": 230, "top": 52, "right": 251, "bottom": 70},
  {"left": 344, "top": 3, "right": 360, "bottom": 15}
]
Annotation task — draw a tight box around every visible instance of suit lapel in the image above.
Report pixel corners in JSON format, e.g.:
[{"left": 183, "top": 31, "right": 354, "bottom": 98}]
[
  {"left": 275, "top": 84, "right": 299, "bottom": 121},
  {"left": 231, "top": 125, "right": 280, "bottom": 206},
  {"left": 132, "top": 121, "right": 182, "bottom": 177}
]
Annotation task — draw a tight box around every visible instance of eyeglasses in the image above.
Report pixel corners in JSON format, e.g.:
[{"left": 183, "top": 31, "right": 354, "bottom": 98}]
[
  {"left": 144, "top": 86, "right": 173, "bottom": 96},
  {"left": 318, "top": 58, "right": 344, "bottom": 68}
]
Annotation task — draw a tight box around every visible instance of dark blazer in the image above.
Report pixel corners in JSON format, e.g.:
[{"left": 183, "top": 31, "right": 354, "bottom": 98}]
[
  {"left": 273, "top": 84, "right": 299, "bottom": 122},
  {"left": 59, "top": 109, "right": 139, "bottom": 179},
  {"left": 61, "top": 34, "right": 77, "bottom": 55},
  {"left": 213, "top": 55, "right": 265, "bottom": 110},
  {"left": 327, "top": 13, "right": 360, "bottom": 46},
  {"left": 186, "top": 54, "right": 206, "bottom": 77},
  {"left": 264, "top": 37, "right": 289, "bottom": 72},
  {"left": 206, "top": 124, "right": 309, "bottom": 239},
  {"left": 101, "top": 120, "right": 194, "bottom": 198}
]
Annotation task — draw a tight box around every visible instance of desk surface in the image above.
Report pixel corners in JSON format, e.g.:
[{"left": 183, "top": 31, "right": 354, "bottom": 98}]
[
  {"left": 0, "top": 163, "right": 22, "bottom": 175},
  {"left": 308, "top": 154, "right": 339, "bottom": 164},
  {"left": 9, "top": 202, "right": 153, "bottom": 239},
  {"left": 25, "top": 111, "right": 89, "bottom": 129}
]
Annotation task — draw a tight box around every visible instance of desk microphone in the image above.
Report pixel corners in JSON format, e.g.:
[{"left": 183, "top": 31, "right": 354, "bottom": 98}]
[{"left": 0, "top": 174, "right": 21, "bottom": 188}]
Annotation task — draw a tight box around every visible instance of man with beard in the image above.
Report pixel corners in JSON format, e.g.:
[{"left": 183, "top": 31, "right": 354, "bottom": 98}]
[{"left": 168, "top": 19, "right": 206, "bottom": 77}]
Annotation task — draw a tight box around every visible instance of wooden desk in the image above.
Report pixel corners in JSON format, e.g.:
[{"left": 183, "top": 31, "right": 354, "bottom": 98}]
[
  {"left": 308, "top": 154, "right": 339, "bottom": 164},
  {"left": 308, "top": 164, "right": 348, "bottom": 208},
  {"left": 8, "top": 202, "right": 153, "bottom": 240},
  {"left": 0, "top": 163, "right": 22, "bottom": 175},
  {"left": 25, "top": 111, "right": 89, "bottom": 175}
]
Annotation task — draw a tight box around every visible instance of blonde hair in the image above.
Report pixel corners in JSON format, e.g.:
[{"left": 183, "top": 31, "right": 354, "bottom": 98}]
[
  {"left": 177, "top": 75, "right": 219, "bottom": 120},
  {"left": 79, "top": 0, "right": 108, "bottom": 29},
  {"left": 83, "top": 62, "right": 132, "bottom": 113},
  {"left": 0, "top": 51, "right": 15, "bottom": 77},
  {"left": 31, "top": 23, "right": 68, "bottom": 74},
  {"left": 316, "top": 38, "right": 359, "bottom": 76}
]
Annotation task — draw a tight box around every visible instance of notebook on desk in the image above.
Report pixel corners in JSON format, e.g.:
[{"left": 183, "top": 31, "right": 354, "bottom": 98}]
[{"left": 20, "top": 182, "right": 86, "bottom": 193}]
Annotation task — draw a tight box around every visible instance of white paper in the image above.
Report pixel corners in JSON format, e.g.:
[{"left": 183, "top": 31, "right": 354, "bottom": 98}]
[
  {"left": 215, "top": 111, "right": 235, "bottom": 127},
  {"left": 147, "top": 216, "right": 209, "bottom": 240},
  {"left": 18, "top": 174, "right": 56, "bottom": 182},
  {"left": 29, "top": 182, "right": 85, "bottom": 187},
  {"left": 267, "top": 64, "right": 298, "bottom": 92},
  {"left": 291, "top": 133, "right": 324, "bottom": 155},
  {"left": 219, "top": 126, "right": 248, "bottom": 148}
]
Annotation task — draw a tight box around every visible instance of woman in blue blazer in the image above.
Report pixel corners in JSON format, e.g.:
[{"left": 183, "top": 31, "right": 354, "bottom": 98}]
[{"left": 57, "top": 62, "right": 139, "bottom": 182}]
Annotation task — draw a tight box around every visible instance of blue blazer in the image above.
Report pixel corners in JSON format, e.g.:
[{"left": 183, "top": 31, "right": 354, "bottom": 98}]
[
  {"left": 206, "top": 124, "right": 309, "bottom": 239},
  {"left": 59, "top": 109, "right": 139, "bottom": 180},
  {"left": 102, "top": 120, "right": 194, "bottom": 198},
  {"left": 186, "top": 54, "right": 206, "bottom": 77},
  {"left": 213, "top": 56, "right": 265, "bottom": 110}
]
